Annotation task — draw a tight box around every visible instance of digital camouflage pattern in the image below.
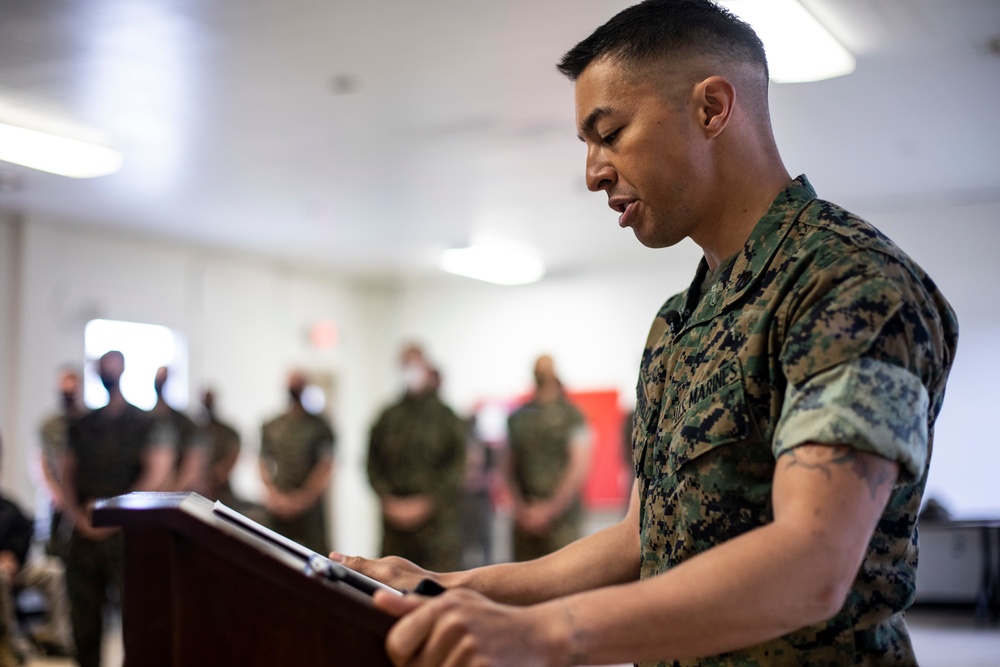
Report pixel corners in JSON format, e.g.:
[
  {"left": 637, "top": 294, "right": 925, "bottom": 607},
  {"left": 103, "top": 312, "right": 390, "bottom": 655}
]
[
  {"left": 260, "top": 411, "right": 335, "bottom": 553},
  {"left": 368, "top": 392, "right": 466, "bottom": 571},
  {"left": 206, "top": 416, "right": 240, "bottom": 469},
  {"left": 204, "top": 415, "right": 241, "bottom": 503},
  {"left": 40, "top": 412, "right": 81, "bottom": 556},
  {"left": 633, "top": 176, "right": 958, "bottom": 667},
  {"left": 508, "top": 396, "right": 587, "bottom": 560},
  {"left": 39, "top": 413, "right": 71, "bottom": 484},
  {"left": 66, "top": 534, "right": 123, "bottom": 667}
]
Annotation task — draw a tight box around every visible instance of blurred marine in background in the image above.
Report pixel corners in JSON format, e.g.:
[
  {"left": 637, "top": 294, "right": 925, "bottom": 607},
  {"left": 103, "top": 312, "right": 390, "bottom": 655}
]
[
  {"left": 259, "top": 371, "right": 335, "bottom": 554},
  {"left": 367, "top": 345, "right": 466, "bottom": 572},
  {"left": 506, "top": 355, "right": 591, "bottom": 561}
]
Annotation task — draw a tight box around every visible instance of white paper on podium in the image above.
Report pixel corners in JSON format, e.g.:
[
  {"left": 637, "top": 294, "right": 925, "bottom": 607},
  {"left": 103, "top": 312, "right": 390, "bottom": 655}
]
[{"left": 212, "top": 500, "right": 401, "bottom": 596}]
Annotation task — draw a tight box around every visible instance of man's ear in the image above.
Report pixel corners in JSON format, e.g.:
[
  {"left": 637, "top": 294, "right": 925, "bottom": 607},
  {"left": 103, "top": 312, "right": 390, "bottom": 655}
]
[{"left": 694, "top": 75, "right": 736, "bottom": 139}]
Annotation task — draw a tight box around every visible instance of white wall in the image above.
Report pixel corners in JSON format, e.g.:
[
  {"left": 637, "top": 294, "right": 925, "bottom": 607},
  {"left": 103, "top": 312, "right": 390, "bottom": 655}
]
[
  {"left": 871, "top": 200, "right": 1000, "bottom": 518},
  {"left": 385, "top": 243, "right": 703, "bottom": 414},
  {"left": 0, "top": 212, "right": 22, "bottom": 480}
]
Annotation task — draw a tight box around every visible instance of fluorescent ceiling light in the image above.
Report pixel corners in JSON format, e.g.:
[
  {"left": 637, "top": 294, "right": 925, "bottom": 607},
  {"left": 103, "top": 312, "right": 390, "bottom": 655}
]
[
  {"left": 440, "top": 245, "right": 545, "bottom": 285},
  {"left": 719, "top": 0, "right": 855, "bottom": 83},
  {"left": 0, "top": 122, "right": 123, "bottom": 178}
]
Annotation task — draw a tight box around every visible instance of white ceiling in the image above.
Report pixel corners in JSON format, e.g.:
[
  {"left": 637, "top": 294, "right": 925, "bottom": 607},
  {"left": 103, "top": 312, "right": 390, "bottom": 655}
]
[{"left": 0, "top": 0, "right": 998, "bottom": 279}]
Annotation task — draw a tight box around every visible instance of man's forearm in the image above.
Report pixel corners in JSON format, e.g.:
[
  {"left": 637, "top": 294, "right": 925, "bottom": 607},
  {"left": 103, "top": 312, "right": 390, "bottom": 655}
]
[
  {"left": 444, "top": 486, "right": 641, "bottom": 605},
  {"left": 296, "top": 457, "right": 333, "bottom": 507},
  {"left": 537, "top": 445, "right": 898, "bottom": 665},
  {"left": 133, "top": 447, "right": 175, "bottom": 492},
  {"left": 537, "top": 520, "right": 851, "bottom": 665}
]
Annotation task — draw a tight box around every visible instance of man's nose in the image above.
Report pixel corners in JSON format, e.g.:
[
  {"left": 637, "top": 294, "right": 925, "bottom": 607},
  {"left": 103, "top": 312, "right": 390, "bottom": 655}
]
[{"left": 585, "top": 147, "right": 616, "bottom": 192}]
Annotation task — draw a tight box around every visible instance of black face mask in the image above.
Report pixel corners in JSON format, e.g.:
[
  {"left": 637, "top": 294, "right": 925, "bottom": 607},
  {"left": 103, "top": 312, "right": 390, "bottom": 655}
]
[
  {"left": 60, "top": 393, "right": 76, "bottom": 411},
  {"left": 100, "top": 374, "right": 119, "bottom": 392},
  {"left": 288, "top": 387, "right": 303, "bottom": 404}
]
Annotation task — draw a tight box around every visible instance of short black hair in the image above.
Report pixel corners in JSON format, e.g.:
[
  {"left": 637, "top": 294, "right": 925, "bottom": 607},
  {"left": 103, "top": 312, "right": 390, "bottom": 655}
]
[{"left": 557, "top": 0, "right": 768, "bottom": 82}]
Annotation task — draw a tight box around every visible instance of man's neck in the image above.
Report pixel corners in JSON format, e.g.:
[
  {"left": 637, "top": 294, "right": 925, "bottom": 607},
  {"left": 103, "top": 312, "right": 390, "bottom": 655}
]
[
  {"left": 693, "top": 154, "right": 791, "bottom": 270},
  {"left": 104, "top": 390, "right": 128, "bottom": 415},
  {"left": 63, "top": 404, "right": 85, "bottom": 419},
  {"left": 535, "top": 384, "right": 561, "bottom": 405}
]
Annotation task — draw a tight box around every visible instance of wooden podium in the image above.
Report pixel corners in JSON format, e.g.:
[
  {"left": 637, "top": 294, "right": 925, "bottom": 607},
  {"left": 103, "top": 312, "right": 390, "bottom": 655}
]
[{"left": 93, "top": 492, "right": 394, "bottom": 666}]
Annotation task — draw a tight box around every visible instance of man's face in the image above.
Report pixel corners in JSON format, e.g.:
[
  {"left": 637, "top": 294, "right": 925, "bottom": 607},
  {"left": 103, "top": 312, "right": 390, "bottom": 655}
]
[
  {"left": 575, "top": 57, "right": 710, "bottom": 248},
  {"left": 400, "top": 349, "right": 429, "bottom": 394},
  {"left": 154, "top": 367, "right": 168, "bottom": 394},
  {"left": 287, "top": 372, "right": 306, "bottom": 402},
  {"left": 98, "top": 353, "right": 125, "bottom": 389},
  {"left": 58, "top": 372, "right": 80, "bottom": 398},
  {"left": 533, "top": 356, "right": 556, "bottom": 387}
]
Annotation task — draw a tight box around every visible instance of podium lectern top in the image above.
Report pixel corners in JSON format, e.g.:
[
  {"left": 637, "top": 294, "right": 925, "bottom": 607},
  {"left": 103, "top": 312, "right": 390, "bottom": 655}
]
[{"left": 94, "top": 491, "right": 394, "bottom": 667}]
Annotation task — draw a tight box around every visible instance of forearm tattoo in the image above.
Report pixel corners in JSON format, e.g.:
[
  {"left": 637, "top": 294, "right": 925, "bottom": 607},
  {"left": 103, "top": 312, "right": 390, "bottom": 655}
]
[
  {"left": 782, "top": 446, "right": 894, "bottom": 501},
  {"left": 562, "top": 601, "right": 588, "bottom": 666}
]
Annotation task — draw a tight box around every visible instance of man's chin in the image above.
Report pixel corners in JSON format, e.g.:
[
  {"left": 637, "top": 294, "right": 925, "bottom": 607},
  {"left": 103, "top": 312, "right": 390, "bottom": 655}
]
[{"left": 632, "top": 227, "right": 680, "bottom": 250}]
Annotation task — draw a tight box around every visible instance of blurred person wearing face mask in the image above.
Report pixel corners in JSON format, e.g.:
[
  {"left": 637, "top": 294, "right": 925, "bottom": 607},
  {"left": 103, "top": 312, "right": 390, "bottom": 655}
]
[
  {"left": 259, "top": 371, "right": 335, "bottom": 554},
  {"left": 366, "top": 345, "right": 466, "bottom": 571},
  {"left": 37, "top": 367, "right": 88, "bottom": 559}
]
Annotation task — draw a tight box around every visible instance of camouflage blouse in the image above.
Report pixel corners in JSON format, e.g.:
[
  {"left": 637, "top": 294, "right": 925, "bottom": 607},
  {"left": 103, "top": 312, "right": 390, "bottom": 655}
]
[
  {"left": 508, "top": 396, "right": 587, "bottom": 500},
  {"left": 633, "top": 176, "right": 958, "bottom": 666}
]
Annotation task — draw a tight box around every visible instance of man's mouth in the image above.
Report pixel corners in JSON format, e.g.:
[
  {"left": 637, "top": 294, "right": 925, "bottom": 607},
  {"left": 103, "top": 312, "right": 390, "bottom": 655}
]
[{"left": 613, "top": 199, "right": 638, "bottom": 228}]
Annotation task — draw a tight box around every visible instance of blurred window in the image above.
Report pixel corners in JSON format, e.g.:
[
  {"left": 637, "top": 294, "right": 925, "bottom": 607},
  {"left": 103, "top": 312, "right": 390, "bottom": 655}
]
[{"left": 83, "top": 318, "right": 188, "bottom": 410}]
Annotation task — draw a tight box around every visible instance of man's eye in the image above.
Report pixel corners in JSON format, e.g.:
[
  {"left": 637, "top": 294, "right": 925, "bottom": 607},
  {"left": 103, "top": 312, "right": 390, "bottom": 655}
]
[{"left": 601, "top": 129, "right": 620, "bottom": 145}]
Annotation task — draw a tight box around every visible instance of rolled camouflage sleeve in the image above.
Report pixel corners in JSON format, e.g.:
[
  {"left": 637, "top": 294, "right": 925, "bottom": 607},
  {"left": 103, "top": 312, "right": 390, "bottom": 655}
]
[
  {"left": 774, "top": 358, "right": 929, "bottom": 480},
  {"left": 312, "top": 422, "right": 335, "bottom": 461},
  {"left": 148, "top": 418, "right": 179, "bottom": 453},
  {"left": 775, "top": 266, "right": 936, "bottom": 481}
]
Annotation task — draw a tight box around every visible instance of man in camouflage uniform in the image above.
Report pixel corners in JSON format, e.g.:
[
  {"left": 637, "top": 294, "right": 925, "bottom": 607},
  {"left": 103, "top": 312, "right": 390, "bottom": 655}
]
[
  {"left": 37, "top": 367, "right": 88, "bottom": 558},
  {"left": 259, "top": 371, "right": 335, "bottom": 554},
  {"left": 338, "top": 2, "right": 958, "bottom": 665},
  {"left": 63, "top": 351, "right": 175, "bottom": 667},
  {"left": 367, "top": 346, "right": 466, "bottom": 572},
  {"left": 506, "top": 355, "right": 591, "bottom": 561},
  {"left": 152, "top": 366, "right": 209, "bottom": 493},
  {"left": 199, "top": 389, "right": 242, "bottom": 505}
]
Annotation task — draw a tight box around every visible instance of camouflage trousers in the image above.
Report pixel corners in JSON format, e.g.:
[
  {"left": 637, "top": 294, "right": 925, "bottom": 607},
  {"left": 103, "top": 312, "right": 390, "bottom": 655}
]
[
  {"left": 381, "top": 514, "right": 462, "bottom": 573},
  {"left": 266, "top": 502, "right": 329, "bottom": 555},
  {"left": 66, "top": 532, "right": 123, "bottom": 667},
  {"left": 513, "top": 506, "right": 582, "bottom": 562}
]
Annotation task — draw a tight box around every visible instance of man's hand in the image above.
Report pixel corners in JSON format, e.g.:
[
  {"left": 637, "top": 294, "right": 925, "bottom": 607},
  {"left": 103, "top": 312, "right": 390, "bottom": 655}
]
[
  {"left": 330, "top": 552, "right": 437, "bottom": 593},
  {"left": 265, "top": 489, "right": 309, "bottom": 520},
  {"left": 382, "top": 495, "right": 435, "bottom": 531},
  {"left": 515, "top": 500, "right": 558, "bottom": 535},
  {"left": 374, "top": 588, "right": 564, "bottom": 667},
  {"left": 74, "top": 501, "right": 119, "bottom": 541}
]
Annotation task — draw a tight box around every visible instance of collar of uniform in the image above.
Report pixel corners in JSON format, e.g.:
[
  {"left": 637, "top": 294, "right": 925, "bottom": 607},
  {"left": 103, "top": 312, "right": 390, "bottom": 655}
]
[{"left": 682, "top": 175, "right": 817, "bottom": 330}]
